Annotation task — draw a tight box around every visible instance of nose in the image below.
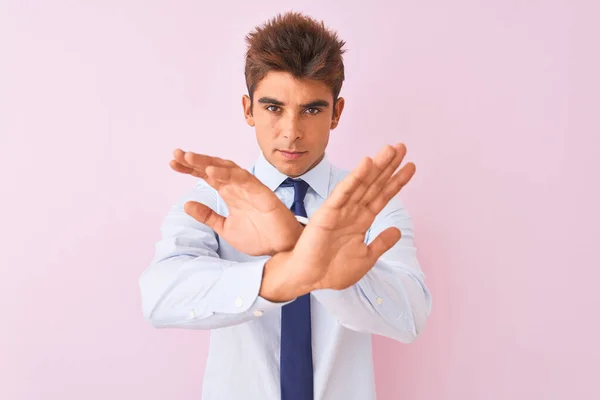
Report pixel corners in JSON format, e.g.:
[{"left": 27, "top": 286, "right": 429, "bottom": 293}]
[{"left": 281, "top": 115, "right": 303, "bottom": 141}]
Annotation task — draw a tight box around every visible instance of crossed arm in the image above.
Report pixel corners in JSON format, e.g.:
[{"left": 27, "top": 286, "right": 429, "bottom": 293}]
[{"left": 139, "top": 144, "right": 432, "bottom": 342}]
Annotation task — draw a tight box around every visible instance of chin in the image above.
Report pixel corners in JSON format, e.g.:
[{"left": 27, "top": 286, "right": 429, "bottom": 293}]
[
  {"left": 278, "top": 165, "right": 302, "bottom": 177},
  {"left": 275, "top": 162, "right": 307, "bottom": 177}
]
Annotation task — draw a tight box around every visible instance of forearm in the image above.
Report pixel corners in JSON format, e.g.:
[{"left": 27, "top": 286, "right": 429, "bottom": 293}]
[
  {"left": 140, "top": 179, "right": 290, "bottom": 330},
  {"left": 258, "top": 248, "right": 431, "bottom": 342},
  {"left": 311, "top": 265, "right": 431, "bottom": 342},
  {"left": 140, "top": 253, "right": 284, "bottom": 329},
  {"left": 312, "top": 199, "right": 432, "bottom": 342}
]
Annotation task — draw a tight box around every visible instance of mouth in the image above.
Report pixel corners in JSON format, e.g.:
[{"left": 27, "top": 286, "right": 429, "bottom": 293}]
[{"left": 278, "top": 150, "right": 307, "bottom": 160}]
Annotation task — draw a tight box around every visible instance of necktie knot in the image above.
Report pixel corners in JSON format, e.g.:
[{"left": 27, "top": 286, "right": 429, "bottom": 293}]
[
  {"left": 280, "top": 178, "right": 309, "bottom": 203},
  {"left": 279, "top": 178, "right": 309, "bottom": 218}
]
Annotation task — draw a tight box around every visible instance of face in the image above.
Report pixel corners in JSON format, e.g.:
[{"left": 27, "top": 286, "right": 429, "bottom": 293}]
[{"left": 242, "top": 71, "right": 345, "bottom": 177}]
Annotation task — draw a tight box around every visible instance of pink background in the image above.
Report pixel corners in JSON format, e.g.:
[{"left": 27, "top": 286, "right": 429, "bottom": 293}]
[{"left": 1, "top": 1, "right": 598, "bottom": 399}]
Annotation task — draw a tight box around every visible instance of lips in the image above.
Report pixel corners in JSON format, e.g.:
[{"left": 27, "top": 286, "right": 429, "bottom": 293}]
[{"left": 279, "top": 150, "right": 306, "bottom": 160}]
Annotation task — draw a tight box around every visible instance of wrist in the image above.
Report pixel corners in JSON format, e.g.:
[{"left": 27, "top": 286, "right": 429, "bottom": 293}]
[
  {"left": 291, "top": 216, "right": 306, "bottom": 245},
  {"left": 293, "top": 222, "right": 304, "bottom": 245},
  {"left": 275, "top": 219, "right": 304, "bottom": 256},
  {"left": 260, "top": 251, "right": 311, "bottom": 302},
  {"left": 266, "top": 218, "right": 304, "bottom": 257}
]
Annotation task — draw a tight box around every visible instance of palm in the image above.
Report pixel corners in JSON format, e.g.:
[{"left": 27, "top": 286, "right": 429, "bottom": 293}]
[
  {"left": 290, "top": 144, "right": 416, "bottom": 291},
  {"left": 215, "top": 178, "right": 299, "bottom": 255},
  {"left": 293, "top": 198, "right": 376, "bottom": 289},
  {"left": 170, "top": 149, "right": 300, "bottom": 256}
]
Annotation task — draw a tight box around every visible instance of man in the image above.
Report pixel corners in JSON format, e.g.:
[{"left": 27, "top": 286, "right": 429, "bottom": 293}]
[{"left": 139, "top": 11, "right": 432, "bottom": 400}]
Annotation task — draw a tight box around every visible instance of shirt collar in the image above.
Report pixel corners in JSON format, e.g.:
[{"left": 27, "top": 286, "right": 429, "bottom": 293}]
[{"left": 252, "top": 152, "right": 331, "bottom": 199}]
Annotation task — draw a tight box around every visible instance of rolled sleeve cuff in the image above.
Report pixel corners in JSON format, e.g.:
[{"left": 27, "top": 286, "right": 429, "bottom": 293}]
[{"left": 209, "top": 257, "right": 294, "bottom": 316}]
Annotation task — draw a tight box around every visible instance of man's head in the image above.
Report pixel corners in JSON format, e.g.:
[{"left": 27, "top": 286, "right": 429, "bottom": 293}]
[{"left": 242, "top": 12, "right": 346, "bottom": 177}]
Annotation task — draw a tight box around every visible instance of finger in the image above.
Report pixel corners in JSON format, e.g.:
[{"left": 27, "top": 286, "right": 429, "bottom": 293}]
[
  {"left": 349, "top": 145, "right": 396, "bottom": 204},
  {"left": 169, "top": 159, "right": 194, "bottom": 174},
  {"left": 184, "top": 201, "right": 226, "bottom": 235},
  {"left": 171, "top": 149, "right": 209, "bottom": 179},
  {"left": 175, "top": 149, "right": 241, "bottom": 186},
  {"left": 173, "top": 148, "right": 195, "bottom": 169},
  {"left": 369, "top": 162, "right": 416, "bottom": 213},
  {"left": 170, "top": 159, "right": 211, "bottom": 180},
  {"left": 174, "top": 149, "right": 234, "bottom": 181},
  {"left": 205, "top": 165, "right": 232, "bottom": 183},
  {"left": 325, "top": 157, "right": 372, "bottom": 209},
  {"left": 203, "top": 165, "right": 238, "bottom": 191},
  {"left": 359, "top": 143, "right": 406, "bottom": 205},
  {"left": 184, "top": 151, "right": 235, "bottom": 169},
  {"left": 206, "top": 164, "right": 252, "bottom": 185},
  {"left": 367, "top": 227, "right": 402, "bottom": 263}
]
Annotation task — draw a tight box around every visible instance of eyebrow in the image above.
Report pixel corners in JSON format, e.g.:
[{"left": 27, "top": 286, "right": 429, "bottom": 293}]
[{"left": 257, "top": 97, "right": 330, "bottom": 108}]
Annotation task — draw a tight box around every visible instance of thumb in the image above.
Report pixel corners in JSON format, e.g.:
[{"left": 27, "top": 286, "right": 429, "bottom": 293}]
[
  {"left": 184, "top": 201, "right": 225, "bottom": 235},
  {"left": 367, "top": 227, "right": 402, "bottom": 263}
]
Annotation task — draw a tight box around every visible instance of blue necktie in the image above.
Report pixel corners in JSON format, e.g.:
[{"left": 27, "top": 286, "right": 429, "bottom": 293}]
[{"left": 278, "top": 178, "right": 313, "bottom": 400}]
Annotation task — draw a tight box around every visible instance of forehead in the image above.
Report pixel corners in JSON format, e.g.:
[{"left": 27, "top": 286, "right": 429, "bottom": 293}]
[{"left": 254, "top": 71, "right": 333, "bottom": 103}]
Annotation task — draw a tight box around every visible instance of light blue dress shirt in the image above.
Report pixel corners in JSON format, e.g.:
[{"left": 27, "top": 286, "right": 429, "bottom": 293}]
[{"left": 139, "top": 152, "right": 432, "bottom": 400}]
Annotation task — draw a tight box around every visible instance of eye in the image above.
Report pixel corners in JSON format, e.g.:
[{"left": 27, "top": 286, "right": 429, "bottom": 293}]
[
  {"left": 266, "top": 105, "right": 281, "bottom": 112},
  {"left": 305, "top": 108, "right": 321, "bottom": 115}
]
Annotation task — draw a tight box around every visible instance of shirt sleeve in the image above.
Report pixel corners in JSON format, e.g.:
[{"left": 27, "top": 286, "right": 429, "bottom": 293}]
[
  {"left": 138, "top": 179, "right": 292, "bottom": 330},
  {"left": 311, "top": 196, "right": 432, "bottom": 343}
]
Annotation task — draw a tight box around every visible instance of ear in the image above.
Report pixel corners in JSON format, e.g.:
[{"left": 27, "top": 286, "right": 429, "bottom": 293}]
[
  {"left": 330, "top": 97, "right": 345, "bottom": 130},
  {"left": 242, "top": 95, "right": 255, "bottom": 127}
]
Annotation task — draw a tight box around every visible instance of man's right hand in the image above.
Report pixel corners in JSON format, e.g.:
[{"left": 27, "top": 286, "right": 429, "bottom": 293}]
[{"left": 170, "top": 149, "right": 302, "bottom": 257}]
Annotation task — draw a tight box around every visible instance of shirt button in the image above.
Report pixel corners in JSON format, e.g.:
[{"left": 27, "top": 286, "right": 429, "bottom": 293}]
[
  {"left": 235, "top": 297, "right": 244, "bottom": 308},
  {"left": 376, "top": 297, "right": 384, "bottom": 305},
  {"left": 253, "top": 310, "right": 264, "bottom": 317},
  {"left": 188, "top": 310, "right": 196, "bottom": 319}
]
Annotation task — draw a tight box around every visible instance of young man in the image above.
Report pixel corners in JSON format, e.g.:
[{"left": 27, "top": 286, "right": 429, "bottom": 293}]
[{"left": 139, "top": 12, "right": 432, "bottom": 400}]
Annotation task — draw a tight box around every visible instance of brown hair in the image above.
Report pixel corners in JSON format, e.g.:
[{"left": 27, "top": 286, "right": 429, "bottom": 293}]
[{"left": 244, "top": 12, "right": 346, "bottom": 108}]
